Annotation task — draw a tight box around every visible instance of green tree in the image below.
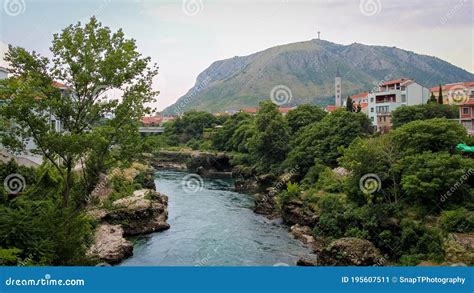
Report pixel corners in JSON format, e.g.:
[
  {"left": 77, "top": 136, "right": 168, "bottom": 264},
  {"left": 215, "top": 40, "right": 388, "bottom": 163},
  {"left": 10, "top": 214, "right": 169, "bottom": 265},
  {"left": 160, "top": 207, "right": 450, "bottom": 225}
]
[
  {"left": 391, "top": 104, "right": 458, "bottom": 128},
  {"left": 169, "top": 111, "right": 216, "bottom": 143},
  {"left": 339, "top": 135, "right": 402, "bottom": 204},
  {"left": 228, "top": 119, "right": 255, "bottom": 153},
  {"left": 286, "top": 104, "right": 326, "bottom": 135},
  {"left": 438, "top": 84, "right": 443, "bottom": 104},
  {"left": 390, "top": 118, "right": 467, "bottom": 156},
  {"left": 248, "top": 100, "right": 289, "bottom": 170},
  {"left": 399, "top": 152, "right": 473, "bottom": 208},
  {"left": 285, "top": 109, "right": 371, "bottom": 175},
  {"left": 0, "top": 17, "right": 157, "bottom": 206},
  {"left": 429, "top": 92, "right": 437, "bottom": 103},
  {"left": 212, "top": 112, "right": 253, "bottom": 151},
  {"left": 345, "top": 96, "right": 354, "bottom": 112}
]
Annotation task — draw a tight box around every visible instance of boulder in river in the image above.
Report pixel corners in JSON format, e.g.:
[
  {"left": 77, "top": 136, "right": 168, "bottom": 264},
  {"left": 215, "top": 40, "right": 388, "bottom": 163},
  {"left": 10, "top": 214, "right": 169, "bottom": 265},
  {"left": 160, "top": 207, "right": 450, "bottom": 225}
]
[
  {"left": 297, "top": 255, "right": 319, "bottom": 266},
  {"left": 254, "top": 192, "right": 277, "bottom": 216},
  {"left": 290, "top": 224, "right": 315, "bottom": 244},
  {"left": 319, "top": 237, "right": 385, "bottom": 266},
  {"left": 87, "top": 224, "right": 133, "bottom": 264},
  {"left": 281, "top": 199, "right": 318, "bottom": 227},
  {"left": 106, "top": 189, "right": 170, "bottom": 235}
]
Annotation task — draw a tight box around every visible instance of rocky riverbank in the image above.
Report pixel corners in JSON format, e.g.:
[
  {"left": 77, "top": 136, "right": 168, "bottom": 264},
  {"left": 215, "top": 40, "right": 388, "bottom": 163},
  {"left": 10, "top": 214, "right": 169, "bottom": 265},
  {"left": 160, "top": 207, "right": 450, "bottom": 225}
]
[
  {"left": 149, "top": 150, "right": 233, "bottom": 176},
  {"left": 86, "top": 163, "right": 170, "bottom": 264}
]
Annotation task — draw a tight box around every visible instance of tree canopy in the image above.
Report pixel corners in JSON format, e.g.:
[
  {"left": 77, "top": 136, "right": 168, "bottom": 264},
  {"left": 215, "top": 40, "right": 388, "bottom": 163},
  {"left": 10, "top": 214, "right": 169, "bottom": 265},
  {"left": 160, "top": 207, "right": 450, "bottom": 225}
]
[
  {"left": 285, "top": 104, "right": 326, "bottom": 135},
  {"left": 0, "top": 17, "right": 158, "bottom": 206},
  {"left": 391, "top": 103, "right": 458, "bottom": 128}
]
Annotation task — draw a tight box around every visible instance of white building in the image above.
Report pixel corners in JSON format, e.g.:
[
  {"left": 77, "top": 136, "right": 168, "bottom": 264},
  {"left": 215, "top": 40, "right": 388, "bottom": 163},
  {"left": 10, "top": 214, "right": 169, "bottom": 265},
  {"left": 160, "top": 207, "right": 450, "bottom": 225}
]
[
  {"left": 367, "top": 78, "right": 430, "bottom": 132},
  {"left": 335, "top": 67, "right": 342, "bottom": 107}
]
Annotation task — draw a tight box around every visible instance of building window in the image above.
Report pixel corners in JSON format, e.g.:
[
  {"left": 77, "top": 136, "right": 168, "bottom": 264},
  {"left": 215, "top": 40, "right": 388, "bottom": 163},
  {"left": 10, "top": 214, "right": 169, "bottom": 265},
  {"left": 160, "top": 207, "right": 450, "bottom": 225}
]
[
  {"left": 371, "top": 107, "right": 374, "bottom": 112},
  {"left": 370, "top": 98, "right": 374, "bottom": 103},
  {"left": 463, "top": 107, "right": 470, "bottom": 115},
  {"left": 371, "top": 117, "right": 374, "bottom": 122},
  {"left": 401, "top": 86, "right": 406, "bottom": 91},
  {"left": 401, "top": 94, "right": 406, "bottom": 103}
]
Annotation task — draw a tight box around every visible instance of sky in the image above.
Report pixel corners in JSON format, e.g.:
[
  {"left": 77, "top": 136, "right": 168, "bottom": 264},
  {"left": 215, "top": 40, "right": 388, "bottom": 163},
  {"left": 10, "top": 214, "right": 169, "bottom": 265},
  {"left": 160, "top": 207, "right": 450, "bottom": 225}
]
[{"left": 0, "top": 0, "right": 473, "bottom": 111}]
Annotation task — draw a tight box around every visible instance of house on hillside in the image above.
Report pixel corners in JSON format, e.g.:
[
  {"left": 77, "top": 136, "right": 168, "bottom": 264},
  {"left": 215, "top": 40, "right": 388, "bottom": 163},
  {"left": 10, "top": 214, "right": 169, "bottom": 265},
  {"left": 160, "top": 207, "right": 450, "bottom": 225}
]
[
  {"left": 459, "top": 97, "right": 474, "bottom": 136},
  {"left": 367, "top": 78, "right": 429, "bottom": 133},
  {"left": 430, "top": 82, "right": 474, "bottom": 105},
  {"left": 141, "top": 115, "right": 163, "bottom": 127},
  {"left": 240, "top": 107, "right": 258, "bottom": 115},
  {"left": 278, "top": 107, "right": 295, "bottom": 115}
]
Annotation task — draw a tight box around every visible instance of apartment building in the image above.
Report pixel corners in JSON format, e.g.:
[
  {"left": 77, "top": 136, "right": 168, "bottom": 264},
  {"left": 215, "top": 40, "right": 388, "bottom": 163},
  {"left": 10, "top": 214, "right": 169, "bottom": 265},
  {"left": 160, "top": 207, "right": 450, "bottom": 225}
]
[{"left": 367, "top": 78, "right": 430, "bottom": 133}]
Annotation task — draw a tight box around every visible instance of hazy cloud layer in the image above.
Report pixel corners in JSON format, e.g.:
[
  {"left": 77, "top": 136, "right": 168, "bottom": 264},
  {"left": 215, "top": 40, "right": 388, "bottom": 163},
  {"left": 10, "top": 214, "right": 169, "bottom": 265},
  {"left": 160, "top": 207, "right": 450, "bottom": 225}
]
[{"left": 1, "top": 0, "right": 472, "bottom": 110}]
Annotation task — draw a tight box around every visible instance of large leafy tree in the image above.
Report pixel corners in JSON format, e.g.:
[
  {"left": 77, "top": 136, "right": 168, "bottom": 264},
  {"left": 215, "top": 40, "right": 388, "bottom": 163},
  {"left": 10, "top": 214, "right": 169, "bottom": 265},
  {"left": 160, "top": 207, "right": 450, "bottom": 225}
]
[
  {"left": 168, "top": 110, "right": 216, "bottom": 143},
  {"left": 339, "top": 135, "right": 402, "bottom": 204},
  {"left": 391, "top": 104, "right": 458, "bottom": 128},
  {"left": 248, "top": 100, "right": 289, "bottom": 170},
  {"left": 390, "top": 118, "right": 467, "bottom": 156},
  {"left": 285, "top": 109, "right": 371, "bottom": 175},
  {"left": 399, "top": 152, "right": 473, "bottom": 208},
  {"left": 285, "top": 104, "right": 326, "bottom": 135},
  {"left": 0, "top": 17, "right": 158, "bottom": 206},
  {"left": 212, "top": 112, "right": 253, "bottom": 151}
]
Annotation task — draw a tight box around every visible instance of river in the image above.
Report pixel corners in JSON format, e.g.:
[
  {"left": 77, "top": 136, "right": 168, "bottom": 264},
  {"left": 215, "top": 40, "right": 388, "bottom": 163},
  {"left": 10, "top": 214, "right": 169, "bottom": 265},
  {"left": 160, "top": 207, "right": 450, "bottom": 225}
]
[{"left": 121, "top": 169, "right": 312, "bottom": 266}]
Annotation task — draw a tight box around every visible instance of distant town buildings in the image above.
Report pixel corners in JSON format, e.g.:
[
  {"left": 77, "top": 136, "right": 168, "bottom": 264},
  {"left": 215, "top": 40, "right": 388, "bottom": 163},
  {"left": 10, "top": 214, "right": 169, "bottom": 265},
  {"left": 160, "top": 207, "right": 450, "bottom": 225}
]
[
  {"left": 459, "top": 98, "right": 474, "bottom": 136},
  {"left": 430, "top": 82, "right": 474, "bottom": 105},
  {"left": 367, "top": 78, "right": 430, "bottom": 133},
  {"left": 350, "top": 92, "right": 369, "bottom": 115},
  {"left": 238, "top": 106, "right": 295, "bottom": 115}
]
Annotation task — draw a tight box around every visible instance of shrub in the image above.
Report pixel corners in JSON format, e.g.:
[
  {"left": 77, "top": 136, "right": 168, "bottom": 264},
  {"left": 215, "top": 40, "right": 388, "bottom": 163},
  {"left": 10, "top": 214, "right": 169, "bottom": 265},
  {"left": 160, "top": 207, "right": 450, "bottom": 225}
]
[
  {"left": 315, "top": 167, "right": 347, "bottom": 193},
  {"left": 313, "top": 194, "right": 348, "bottom": 238},
  {"left": 440, "top": 208, "right": 474, "bottom": 233},
  {"left": 276, "top": 182, "right": 300, "bottom": 207}
]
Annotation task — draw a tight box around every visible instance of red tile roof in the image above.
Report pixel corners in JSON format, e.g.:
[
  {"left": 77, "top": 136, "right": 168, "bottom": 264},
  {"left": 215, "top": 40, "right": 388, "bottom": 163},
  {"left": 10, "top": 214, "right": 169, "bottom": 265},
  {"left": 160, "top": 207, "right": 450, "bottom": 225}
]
[
  {"left": 241, "top": 107, "right": 258, "bottom": 114},
  {"left": 325, "top": 105, "right": 338, "bottom": 112},
  {"left": 141, "top": 116, "right": 163, "bottom": 125},
  {"left": 351, "top": 92, "right": 369, "bottom": 100},
  {"left": 278, "top": 107, "right": 293, "bottom": 113},
  {"left": 463, "top": 99, "right": 474, "bottom": 106},
  {"left": 430, "top": 82, "right": 474, "bottom": 92},
  {"left": 381, "top": 78, "right": 409, "bottom": 87}
]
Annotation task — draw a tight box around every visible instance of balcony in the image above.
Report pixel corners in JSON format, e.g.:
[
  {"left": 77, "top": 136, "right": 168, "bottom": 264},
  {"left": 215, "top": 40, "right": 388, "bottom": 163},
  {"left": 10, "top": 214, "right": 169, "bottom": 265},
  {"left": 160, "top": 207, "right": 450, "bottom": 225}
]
[{"left": 375, "top": 94, "right": 396, "bottom": 104}]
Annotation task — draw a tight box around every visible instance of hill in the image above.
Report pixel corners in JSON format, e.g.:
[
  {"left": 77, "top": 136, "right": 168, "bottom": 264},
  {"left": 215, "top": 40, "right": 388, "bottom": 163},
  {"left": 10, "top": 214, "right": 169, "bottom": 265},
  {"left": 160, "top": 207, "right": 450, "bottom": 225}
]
[{"left": 163, "top": 39, "right": 474, "bottom": 114}]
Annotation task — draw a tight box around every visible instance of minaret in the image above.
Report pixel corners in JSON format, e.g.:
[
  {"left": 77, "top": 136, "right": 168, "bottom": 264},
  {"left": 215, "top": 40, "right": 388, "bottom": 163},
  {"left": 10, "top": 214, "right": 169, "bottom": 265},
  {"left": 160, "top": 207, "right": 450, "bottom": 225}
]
[{"left": 335, "top": 67, "right": 341, "bottom": 107}]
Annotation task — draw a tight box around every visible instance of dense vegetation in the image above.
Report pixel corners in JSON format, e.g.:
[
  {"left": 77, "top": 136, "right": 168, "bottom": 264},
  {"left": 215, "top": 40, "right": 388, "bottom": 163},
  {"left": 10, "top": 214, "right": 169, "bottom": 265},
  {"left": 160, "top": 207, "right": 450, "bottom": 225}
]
[
  {"left": 0, "top": 18, "right": 157, "bottom": 265},
  {"left": 154, "top": 101, "right": 474, "bottom": 266},
  {"left": 0, "top": 19, "right": 472, "bottom": 267}
]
